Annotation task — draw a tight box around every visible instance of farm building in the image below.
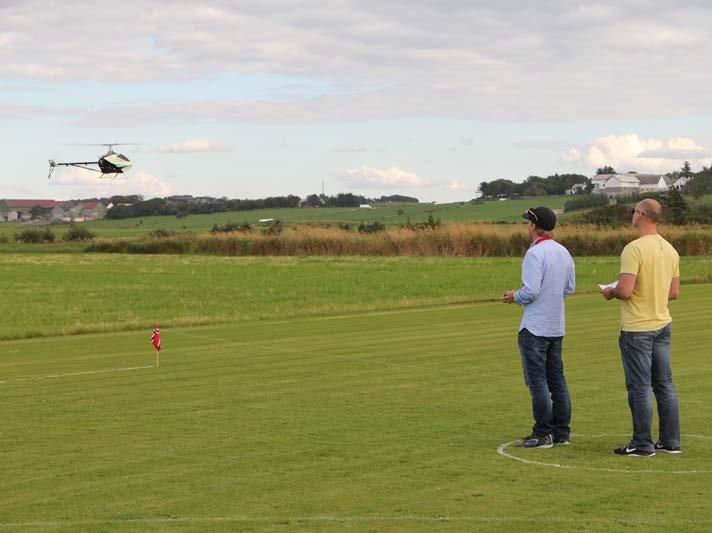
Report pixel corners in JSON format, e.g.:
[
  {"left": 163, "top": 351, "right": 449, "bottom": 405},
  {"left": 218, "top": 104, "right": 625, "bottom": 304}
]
[
  {"left": 590, "top": 173, "right": 672, "bottom": 197},
  {"left": 0, "top": 199, "right": 108, "bottom": 222},
  {"left": 0, "top": 199, "right": 60, "bottom": 222}
]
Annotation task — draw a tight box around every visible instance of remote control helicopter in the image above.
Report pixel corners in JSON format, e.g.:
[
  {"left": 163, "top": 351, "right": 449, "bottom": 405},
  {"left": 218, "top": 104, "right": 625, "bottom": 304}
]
[{"left": 48, "top": 144, "right": 135, "bottom": 179}]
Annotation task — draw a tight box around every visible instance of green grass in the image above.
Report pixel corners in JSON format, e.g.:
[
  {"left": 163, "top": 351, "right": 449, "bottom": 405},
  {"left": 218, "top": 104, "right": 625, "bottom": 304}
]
[
  {"left": 0, "top": 197, "right": 572, "bottom": 239},
  {"left": 2, "top": 254, "right": 712, "bottom": 340},
  {"left": 2, "top": 287, "right": 712, "bottom": 530},
  {"left": 2, "top": 195, "right": 711, "bottom": 241}
]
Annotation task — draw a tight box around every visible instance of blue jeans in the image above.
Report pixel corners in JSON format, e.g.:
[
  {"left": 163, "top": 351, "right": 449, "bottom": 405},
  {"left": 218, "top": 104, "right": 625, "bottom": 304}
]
[
  {"left": 619, "top": 323, "right": 680, "bottom": 451},
  {"left": 518, "top": 328, "right": 572, "bottom": 439}
]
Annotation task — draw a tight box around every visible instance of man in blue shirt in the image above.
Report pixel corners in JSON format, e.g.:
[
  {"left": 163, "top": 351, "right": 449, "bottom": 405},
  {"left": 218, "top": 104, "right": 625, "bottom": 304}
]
[{"left": 503, "top": 207, "right": 576, "bottom": 448}]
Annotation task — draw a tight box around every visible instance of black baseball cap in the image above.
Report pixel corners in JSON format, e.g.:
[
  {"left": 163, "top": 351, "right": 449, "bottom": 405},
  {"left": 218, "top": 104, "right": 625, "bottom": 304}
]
[{"left": 522, "top": 207, "right": 556, "bottom": 231}]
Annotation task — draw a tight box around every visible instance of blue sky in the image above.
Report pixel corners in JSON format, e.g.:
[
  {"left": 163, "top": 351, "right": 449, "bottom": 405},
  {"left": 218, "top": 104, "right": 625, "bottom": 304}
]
[{"left": 2, "top": 1, "right": 711, "bottom": 202}]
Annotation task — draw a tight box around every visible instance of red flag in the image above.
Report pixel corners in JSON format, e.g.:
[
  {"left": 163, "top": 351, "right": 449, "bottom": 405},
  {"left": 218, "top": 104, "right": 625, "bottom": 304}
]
[{"left": 150, "top": 322, "right": 161, "bottom": 352}]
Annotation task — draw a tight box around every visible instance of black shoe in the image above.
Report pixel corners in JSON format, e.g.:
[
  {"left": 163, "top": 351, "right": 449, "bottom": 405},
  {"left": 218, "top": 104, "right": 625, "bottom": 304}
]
[
  {"left": 654, "top": 442, "right": 682, "bottom": 454},
  {"left": 554, "top": 437, "right": 570, "bottom": 445},
  {"left": 613, "top": 445, "right": 655, "bottom": 457},
  {"left": 516, "top": 434, "right": 553, "bottom": 448}
]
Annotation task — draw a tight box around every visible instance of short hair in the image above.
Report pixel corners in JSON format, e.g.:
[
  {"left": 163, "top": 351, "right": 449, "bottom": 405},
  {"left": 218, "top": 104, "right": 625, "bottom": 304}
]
[
  {"left": 637, "top": 199, "right": 661, "bottom": 223},
  {"left": 535, "top": 227, "right": 553, "bottom": 237}
]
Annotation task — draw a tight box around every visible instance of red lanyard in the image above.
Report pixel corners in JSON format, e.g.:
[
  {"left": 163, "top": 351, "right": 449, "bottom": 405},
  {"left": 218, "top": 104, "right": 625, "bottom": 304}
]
[{"left": 534, "top": 235, "right": 552, "bottom": 245}]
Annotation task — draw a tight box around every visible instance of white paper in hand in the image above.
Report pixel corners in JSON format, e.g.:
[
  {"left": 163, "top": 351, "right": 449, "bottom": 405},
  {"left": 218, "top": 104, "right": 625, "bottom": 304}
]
[{"left": 598, "top": 280, "right": 619, "bottom": 291}]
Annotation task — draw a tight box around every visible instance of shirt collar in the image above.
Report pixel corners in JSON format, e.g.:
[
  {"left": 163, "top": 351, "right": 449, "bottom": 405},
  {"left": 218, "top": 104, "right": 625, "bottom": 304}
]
[{"left": 533, "top": 235, "right": 552, "bottom": 246}]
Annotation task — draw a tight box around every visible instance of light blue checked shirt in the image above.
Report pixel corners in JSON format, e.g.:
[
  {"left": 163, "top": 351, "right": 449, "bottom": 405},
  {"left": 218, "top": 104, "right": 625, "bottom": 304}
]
[{"left": 514, "top": 238, "right": 576, "bottom": 337}]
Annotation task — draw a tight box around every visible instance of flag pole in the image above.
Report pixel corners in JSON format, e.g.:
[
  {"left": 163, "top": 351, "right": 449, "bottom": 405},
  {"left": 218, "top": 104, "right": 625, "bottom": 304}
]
[{"left": 151, "top": 321, "right": 161, "bottom": 368}]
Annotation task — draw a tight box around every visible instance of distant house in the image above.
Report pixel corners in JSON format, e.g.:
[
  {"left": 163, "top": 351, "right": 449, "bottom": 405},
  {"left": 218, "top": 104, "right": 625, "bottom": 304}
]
[
  {"left": 567, "top": 183, "right": 587, "bottom": 195},
  {"left": 79, "top": 202, "right": 107, "bottom": 219},
  {"left": 637, "top": 174, "right": 672, "bottom": 193},
  {"left": 51, "top": 206, "right": 65, "bottom": 220},
  {"left": 166, "top": 195, "right": 195, "bottom": 202},
  {"left": 600, "top": 174, "right": 640, "bottom": 195},
  {"left": 673, "top": 176, "right": 693, "bottom": 191},
  {"left": 0, "top": 199, "right": 108, "bottom": 222},
  {"left": 0, "top": 199, "right": 59, "bottom": 222},
  {"left": 590, "top": 174, "right": 614, "bottom": 193},
  {"left": 590, "top": 173, "right": 671, "bottom": 197},
  {"left": 62, "top": 202, "right": 83, "bottom": 220}
]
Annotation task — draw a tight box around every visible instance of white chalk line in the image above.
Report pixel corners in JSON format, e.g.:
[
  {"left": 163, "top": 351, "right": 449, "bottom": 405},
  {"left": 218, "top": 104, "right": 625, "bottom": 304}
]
[
  {"left": 498, "top": 433, "right": 712, "bottom": 474},
  {"left": 0, "top": 365, "right": 156, "bottom": 384}
]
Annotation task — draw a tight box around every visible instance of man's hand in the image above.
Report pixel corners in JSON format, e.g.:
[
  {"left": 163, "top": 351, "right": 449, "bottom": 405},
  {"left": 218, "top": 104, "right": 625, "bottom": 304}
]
[
  {"left": 601, "top": 287, "right": 616, "bottom": 300},
  {"left": 502, "top": 289, "right": 516, "bottom": 304}
]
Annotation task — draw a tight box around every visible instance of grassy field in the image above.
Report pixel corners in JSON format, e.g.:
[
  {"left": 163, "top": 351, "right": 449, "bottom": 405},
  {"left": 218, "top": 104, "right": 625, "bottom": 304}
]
[
  {"left": 0, "top": 196, "right": 572, "bottom": 239},
  {"left": 2, "top": 285, "right": 712, "bottom": 530},
  {"left": 2, "top": 254, "right": 712, "bottom": 340},
  {"left": 3, "top": 194, "right": 711, "bottom": 242}
]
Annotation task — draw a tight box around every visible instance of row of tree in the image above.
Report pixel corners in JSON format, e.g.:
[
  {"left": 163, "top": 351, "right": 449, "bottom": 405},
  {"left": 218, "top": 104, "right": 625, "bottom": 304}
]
[
  {"left": 105, "top": 193, "right": 419, "bottom": 219},
  {"left": 478, "top": 174, "right": 590, "bottom": 198},
  {"left": 479, "top": 162, "right": 712, "bottom": 200},
  {"left": 300, "top": 193, "right": 418, "bottom": 208},
  {"left": 581, "top": 189, "right": 712, "bottom": 226},
  {"left": 682, "top": 166, "right": 712, "bottom": 199}
]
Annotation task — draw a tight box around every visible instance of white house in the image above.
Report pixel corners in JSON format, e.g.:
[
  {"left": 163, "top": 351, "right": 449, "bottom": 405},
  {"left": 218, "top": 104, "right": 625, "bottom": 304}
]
[
  {"left": 567, "top": 183, "right": 587, "bottom": 195},
  {"left": 590, "top": 174, "right": 614, "bottom": 193},
  {"left": 673, "top": 176, "right": 693, "bottom": 191},
  {"left": 637, "top": 174, "right": 672, "bottom": 193},
  {"left": 590, "top": 173, "right": 671, "bottom": 196},
  {"left": 600, "top": 174, "right": 640, "bottom": 195}
]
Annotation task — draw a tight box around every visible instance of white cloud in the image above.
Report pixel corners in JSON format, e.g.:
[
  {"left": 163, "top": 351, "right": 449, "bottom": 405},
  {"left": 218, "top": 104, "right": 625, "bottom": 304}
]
[
  {"left": 159, "top": 139, "right": 231, "bottom": 153},
  {"left": 4, "top": 1, "right": 712, "bottom": 122},
  {"left": 331, "top": 146, "right": 368, "bottom": 153},
  {"left": 49, "top": 168, "right": 171, "bottom": 198},
  {"left": 448, "top": 180, "right": 469, "bottom": 191},
  {"left": 561, "top": 148, "right": 581, "bottom": 163},
  {"left": 0, "top": 103, "right": 43, "bottom": 118},
  {"left": 562, "top": 134, "right": 712, "bottom": 172},
  {"left": 337, "top": 166, "right": 425, "bottom": 189}
]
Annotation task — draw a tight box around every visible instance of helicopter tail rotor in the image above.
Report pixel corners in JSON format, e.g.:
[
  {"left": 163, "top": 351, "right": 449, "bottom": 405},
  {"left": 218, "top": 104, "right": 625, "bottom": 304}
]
[{"left": 48, "top": 160, "right": 55, "bottom": 180}]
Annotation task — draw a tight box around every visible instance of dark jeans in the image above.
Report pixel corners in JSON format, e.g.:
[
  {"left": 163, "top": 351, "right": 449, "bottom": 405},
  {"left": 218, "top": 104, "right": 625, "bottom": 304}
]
[
  {"left": 518, "top": 328, "right": 572, "bottom": 439},
  {"left": 619, "top": 323, "right": 680, "bottom": 451}
]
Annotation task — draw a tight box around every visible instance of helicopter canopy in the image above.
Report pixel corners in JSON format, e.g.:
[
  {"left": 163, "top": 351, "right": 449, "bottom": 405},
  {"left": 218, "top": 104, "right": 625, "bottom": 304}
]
[{"left": 103, "top": 152, "right": 133, "bottom": 170}]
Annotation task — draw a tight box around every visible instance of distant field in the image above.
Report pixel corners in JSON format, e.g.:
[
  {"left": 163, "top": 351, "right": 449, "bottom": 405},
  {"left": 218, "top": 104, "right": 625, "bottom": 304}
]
[
  {"left": 1, "top": 253, "right": 711, "bottom": 340},
  {"left": 2, "top": 287, "right": 712, "bottom": 529},
  {"left": 2, "top": 194, "right": 710, "bottom": 241},
  {"left": 0, "top": 196, "right": 572, "bottom": 239}
]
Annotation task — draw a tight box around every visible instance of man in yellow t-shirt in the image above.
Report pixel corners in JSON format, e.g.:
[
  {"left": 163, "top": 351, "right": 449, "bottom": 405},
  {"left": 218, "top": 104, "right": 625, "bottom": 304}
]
[{"left": 601, "top": 199, "right": 681, "bottom": 457}]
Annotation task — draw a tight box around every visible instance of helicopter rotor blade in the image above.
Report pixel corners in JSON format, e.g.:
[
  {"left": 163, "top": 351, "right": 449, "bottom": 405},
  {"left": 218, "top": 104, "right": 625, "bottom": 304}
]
[{"left": 66, "top": 143, "right": 141, "bottom": 147}]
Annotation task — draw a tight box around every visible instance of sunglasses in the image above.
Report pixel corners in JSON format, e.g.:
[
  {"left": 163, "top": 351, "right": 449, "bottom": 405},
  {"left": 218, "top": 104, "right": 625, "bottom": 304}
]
[
  {"left": 527, "top": 208, "right": 538, "bottom": 222},
  {"left": 631, "top": 208, "right": 645, "bottom": 216}
]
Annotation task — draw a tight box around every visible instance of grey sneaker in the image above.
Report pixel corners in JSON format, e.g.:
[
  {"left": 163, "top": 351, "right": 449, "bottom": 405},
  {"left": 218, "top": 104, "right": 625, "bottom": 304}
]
[
  {"left": 654, "top": 442, "right": 682, "bottom": 454},
  {"left": 516, "top": 434, "right": 554, "bottom": 449}
]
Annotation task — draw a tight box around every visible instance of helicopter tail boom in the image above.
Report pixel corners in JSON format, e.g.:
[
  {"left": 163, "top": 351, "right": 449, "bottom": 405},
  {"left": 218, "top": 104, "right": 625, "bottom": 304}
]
[{"left": 48, "top": 160, "right": 102, "bottom": 180}]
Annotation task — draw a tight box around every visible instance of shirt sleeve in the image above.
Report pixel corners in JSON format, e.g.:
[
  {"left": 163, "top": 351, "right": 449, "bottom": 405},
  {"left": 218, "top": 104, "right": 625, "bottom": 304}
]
[
  {"left": 514, "top": 250, "right": 543, "bottom": 305},
  {"left": 564, "top": 257, "right": 576, "bottom": 297},
  {"left": 620, "top": 243, "right": 640, "bottom": 276},
  {"left": 672, "top": 250, "right": 680, "bottom": 278}
]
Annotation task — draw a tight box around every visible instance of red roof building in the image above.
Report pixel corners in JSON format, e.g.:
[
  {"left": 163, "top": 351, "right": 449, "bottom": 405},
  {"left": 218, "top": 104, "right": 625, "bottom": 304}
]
[{"left": 3, "top": 199, "right": 58, "bottom": 209}]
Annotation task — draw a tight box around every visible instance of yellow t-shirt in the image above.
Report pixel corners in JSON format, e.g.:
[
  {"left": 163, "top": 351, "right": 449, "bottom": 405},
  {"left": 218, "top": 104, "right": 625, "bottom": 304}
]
[{"left": 620, "top": 234, "right": 679, "bottom": 332}]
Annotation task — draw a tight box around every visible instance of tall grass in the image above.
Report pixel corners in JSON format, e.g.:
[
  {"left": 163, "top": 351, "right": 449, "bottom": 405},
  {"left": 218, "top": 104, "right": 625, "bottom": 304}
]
[{"left": 85, "top": 223, "right": 712, "bottom": 256}]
